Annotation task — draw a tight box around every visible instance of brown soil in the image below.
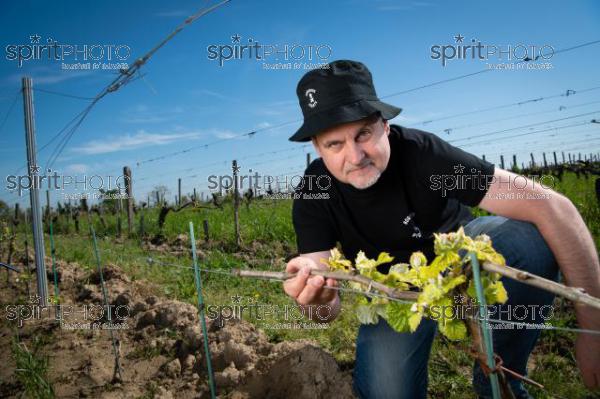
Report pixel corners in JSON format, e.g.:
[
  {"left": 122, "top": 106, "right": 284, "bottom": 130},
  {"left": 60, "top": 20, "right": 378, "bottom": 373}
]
[{"left": 0, "top": 254, "right": 355, "bottom": 398}]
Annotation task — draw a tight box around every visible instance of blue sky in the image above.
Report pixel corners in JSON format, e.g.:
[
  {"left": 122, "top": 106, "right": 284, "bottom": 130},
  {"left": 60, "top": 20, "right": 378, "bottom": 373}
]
[{"left": 1, "top": 0, "right": 599, "bottom": 207}]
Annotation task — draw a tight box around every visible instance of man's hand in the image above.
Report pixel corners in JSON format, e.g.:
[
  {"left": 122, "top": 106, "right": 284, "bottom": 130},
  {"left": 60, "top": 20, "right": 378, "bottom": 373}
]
[
  {"left": 575, "top": 306, "right": 600, "bottom": 389},
  {"left": 283, "top": 253, "right": 341, "bottom": 322}
]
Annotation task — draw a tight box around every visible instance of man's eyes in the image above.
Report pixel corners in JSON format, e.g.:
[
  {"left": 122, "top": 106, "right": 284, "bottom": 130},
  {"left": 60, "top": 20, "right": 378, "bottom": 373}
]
[
  {"left": 325, "top": 131, "right": 372, "bottom": 149},
  {"left": 357, "top": 130, "right": 372, "bottom": 141}
]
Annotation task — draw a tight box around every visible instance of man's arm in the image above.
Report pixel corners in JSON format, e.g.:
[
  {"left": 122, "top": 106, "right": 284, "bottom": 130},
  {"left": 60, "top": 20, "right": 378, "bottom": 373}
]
[
  {"left": 283, "top": 250, "right": 342, "bottom": 323},
  {"left": 478, "top": 168, "right": 600, "bottom": 388}
]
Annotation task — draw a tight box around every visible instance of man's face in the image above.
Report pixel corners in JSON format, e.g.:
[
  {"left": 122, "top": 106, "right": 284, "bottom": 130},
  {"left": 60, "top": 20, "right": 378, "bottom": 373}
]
[{"left": 312, "top": 116, "right": 391, "bottom": 189}]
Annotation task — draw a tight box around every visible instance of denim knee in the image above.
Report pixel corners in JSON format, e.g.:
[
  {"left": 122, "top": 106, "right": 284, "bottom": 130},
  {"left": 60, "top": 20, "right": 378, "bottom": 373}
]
[
  {"left": 464, "top": 216, "right": 559, "bottom": 283},
  {"left": 352, "top": 318, "right": 437, "bottom": 399}
]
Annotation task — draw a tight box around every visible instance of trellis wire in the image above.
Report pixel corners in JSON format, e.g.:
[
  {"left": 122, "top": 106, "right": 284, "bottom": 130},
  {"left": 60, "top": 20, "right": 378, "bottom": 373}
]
[{"left": 142, "top": 256, "right": 600, "bottom": 335}]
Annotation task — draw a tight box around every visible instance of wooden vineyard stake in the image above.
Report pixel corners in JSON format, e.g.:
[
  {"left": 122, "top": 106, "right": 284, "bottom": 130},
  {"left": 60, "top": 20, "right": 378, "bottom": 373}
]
[
  {"left": 203, "top": 219, "right": 210, "bottom": 241},
  {"left": 232, "top": 160, "right": 241, "bottom": 247},
  {"left": 124, "top": 166, "right": 133, "bottom": 236}
]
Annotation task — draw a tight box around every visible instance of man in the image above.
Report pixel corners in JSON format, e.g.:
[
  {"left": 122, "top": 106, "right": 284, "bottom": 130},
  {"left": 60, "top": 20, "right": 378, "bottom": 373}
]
[{"left": 283, "top": 60, "right": 600, "bottom": 398}]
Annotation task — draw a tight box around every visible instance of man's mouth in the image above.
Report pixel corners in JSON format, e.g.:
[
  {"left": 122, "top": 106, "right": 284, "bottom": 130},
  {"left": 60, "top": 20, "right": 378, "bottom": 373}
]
[{"left": 346, "top": 161, "right": 372, "bottom": 174}]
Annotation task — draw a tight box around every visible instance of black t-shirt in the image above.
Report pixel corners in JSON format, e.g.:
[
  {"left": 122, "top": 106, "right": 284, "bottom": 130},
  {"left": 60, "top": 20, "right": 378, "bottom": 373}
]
[{"left": 292, "top": 124, "right": 495, "bottom": 273}]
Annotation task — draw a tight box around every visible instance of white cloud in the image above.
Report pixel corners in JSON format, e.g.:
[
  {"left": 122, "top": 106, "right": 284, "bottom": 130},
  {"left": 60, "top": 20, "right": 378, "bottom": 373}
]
[
  {"left": 256, "top": 122, "right": 271, "bottom": 129},
  {"left": 72, "top": 130, "right": 203, "bottom": 154},
  {"left": 213, "top": 129, "right": 238, "bottom": 139},
  {"left": 253, "top": 99, "right": 298, "bottom": 117},
  {"left": 123, "top": 115, "right": 171, "bottom": 124},
  {"left": 391, "top": 111, "right": 445, "bottom": 125},
  {"left": 64, "top": 163, "right": 88, "bottom": 173},
  {"left": 194, "top": 89, "right": 235, "bottom": 102},
  {"left": 3, "top": 66, "right": 92, "bottom": 86},
  {"left": 121, "top": 104, "right": 186, "bottom": 124},
  {"left": 254, "top": 108, "right": 285, "bottom": 117}
]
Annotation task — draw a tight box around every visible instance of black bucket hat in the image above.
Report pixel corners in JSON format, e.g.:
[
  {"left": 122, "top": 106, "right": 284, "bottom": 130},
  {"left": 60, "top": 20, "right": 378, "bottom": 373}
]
[{"left": 289, "top": 60, "right": 402, "bottom": 142}]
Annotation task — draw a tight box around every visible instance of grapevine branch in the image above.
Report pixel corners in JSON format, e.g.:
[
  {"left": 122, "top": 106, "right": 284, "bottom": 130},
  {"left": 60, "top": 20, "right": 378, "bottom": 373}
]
[
  {"left": 231, "top": 268, "right": 420, "bottom": 301},
  {"left": 232, "top": 261, "right": 600, "bottom": 311},
  {"left": 481, "top": 261, "right": 600, "bottom": 310}
]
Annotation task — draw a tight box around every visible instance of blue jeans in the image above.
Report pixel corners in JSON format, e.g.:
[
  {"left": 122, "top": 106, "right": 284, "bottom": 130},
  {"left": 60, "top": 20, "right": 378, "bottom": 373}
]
[{"left": 352, "top": 216, "right": 560, "bottom": 399}]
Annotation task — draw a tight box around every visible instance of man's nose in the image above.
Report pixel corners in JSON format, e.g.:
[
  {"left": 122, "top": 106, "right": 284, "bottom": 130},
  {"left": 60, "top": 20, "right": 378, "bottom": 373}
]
[{"left": 346, "top": 141, "right": 365, "bottom": 165}]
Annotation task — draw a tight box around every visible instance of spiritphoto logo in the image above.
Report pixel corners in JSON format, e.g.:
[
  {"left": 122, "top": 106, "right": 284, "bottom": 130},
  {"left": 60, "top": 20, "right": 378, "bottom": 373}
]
[
  {"left": 5, "top": 34, "right": 131, "bottom": 70},
  {"left": 429, "top": 163, "right": 555, "bottom": 198},
  {"left": 206, "top": 33, "right": 333, "bottom": 70},
  {"left": 429, "top": 294, "right": 555, "bottom": 331},
  {"left": 5, "top": 164, "right": 131, "bottom": 199},
  {"left": 206, "top": 294, "right": 332, "bottom": 329},
  {"left": 430, "top": 34, "right": 554, "bottom": 68},
  {"left": 3, "top": 295, "right": 131, "bottom": 329},
  {"left": 207, "top": 165, "right": 331, "bottom": 198}
]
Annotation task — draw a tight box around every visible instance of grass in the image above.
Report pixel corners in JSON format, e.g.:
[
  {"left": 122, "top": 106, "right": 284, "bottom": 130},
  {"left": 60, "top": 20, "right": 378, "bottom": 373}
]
[
  {"left": 3, "top": 169, "right": 599, "bottom": 398},
  {"left": 11, "top": 334, "right": 55, "bottom": 399}
]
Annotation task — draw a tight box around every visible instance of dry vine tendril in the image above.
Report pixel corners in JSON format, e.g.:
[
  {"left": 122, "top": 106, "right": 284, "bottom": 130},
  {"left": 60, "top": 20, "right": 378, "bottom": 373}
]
[{"left": 322, "top": 227, "right": 509, "bottom": 340}]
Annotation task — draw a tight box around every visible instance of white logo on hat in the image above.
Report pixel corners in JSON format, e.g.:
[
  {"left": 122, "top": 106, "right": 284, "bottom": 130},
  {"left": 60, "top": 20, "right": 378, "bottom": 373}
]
[{"left": 305, "top": 88, "right": 317, "bottom": 108}]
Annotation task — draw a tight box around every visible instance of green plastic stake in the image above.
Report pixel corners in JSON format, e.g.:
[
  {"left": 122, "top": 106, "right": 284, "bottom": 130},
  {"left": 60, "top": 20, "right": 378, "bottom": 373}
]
[
  {"left": 49, "top": 219, "right": 60, "bottom": 301},
  {"left": 470, "top": 252, "right": 501, "bottom": 399},
  {"left": 189, "top": 221, "right": 216, "bottom": 399},
  {"left": 90, "top": 225, "right": 123, "bottom": 382}
]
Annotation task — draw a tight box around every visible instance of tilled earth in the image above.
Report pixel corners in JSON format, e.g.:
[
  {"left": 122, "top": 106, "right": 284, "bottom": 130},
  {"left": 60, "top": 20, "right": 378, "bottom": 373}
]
[{"left": 0, "top": 252, "right": 355, "bottom": 398}]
